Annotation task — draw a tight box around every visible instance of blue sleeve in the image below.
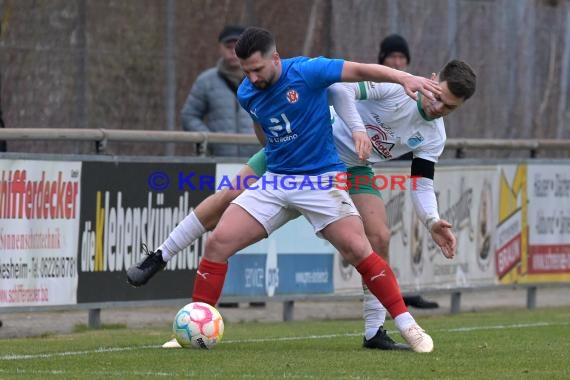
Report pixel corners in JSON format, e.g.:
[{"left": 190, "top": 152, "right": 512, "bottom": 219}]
[
  {"left": 237, "top": 86, "right": 259, "bottom": 122},
  {"left": 298, "top": 57, "right": 344, "bottom": 89}
]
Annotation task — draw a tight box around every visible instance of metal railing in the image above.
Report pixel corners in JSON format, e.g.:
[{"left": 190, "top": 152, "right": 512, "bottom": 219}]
[
  {"left": 0, "top": 128, "right": 258, "bottom": 154},
  {"left": 0, "top": 128, "right": 569, "bottom": 157}
]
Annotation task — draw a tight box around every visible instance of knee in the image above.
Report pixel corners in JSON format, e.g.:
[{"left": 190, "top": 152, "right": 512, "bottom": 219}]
[
  {"left": 339, "top": 238, "right": 371, "bottom": 265},
  {"left": 366, "top": 228, "right": 391, "bottom": 260},
  {"left": 205, "top": 231, "right": 233, "bottom": 262}
]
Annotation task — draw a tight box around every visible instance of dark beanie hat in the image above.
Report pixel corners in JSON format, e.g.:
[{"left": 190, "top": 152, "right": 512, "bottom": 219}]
[
  {"left": 377, "top": 34, "right": 411, "bottom": 65},
  {"left": 218, "top": 25, "right": 246, "bottom": 43}
]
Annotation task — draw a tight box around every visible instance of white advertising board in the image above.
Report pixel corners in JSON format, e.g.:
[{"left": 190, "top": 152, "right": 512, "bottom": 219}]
[{"left": 0, "top": 160, "right": 81, "bottom": 306}]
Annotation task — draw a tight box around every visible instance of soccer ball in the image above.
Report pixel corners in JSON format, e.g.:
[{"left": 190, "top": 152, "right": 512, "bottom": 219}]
[{"left": 173, "top": 302, "right": 224, "bottom": 349}]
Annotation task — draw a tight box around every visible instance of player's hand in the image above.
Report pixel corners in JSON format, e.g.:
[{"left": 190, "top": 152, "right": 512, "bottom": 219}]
[
  {"left": 352, "top": 131, "right": 371, "bottom": 161},
  {"left": 430, "top": 219, "right": 456, "bottom": 259},
  {"left": 400, "top": 74, "right": 441, "bottom": 102}
]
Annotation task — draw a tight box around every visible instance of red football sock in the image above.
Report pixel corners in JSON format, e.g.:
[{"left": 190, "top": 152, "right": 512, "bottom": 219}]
[
  {"left": 192, "top": 258, "right": 228, "bottom": 306},
  {"left": 356, "top": 253, "right": 408, "bottom": 318}
]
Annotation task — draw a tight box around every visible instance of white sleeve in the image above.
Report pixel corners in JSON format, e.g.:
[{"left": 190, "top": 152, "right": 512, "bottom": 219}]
[
  {"left": 413, "top": 120, "right": 446, "bottom": 162},
  {"left": 328, "top": 83, "right": 366, "bottom": 133},
  {"left": 410, "top": 176, "right": 440, "bottom": 230},
  {"left": 352, "top": 81, "right": 388, "bottom": 100}
]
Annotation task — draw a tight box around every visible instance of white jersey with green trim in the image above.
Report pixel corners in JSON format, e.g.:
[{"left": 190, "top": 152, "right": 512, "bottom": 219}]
[{"left": 331, "top": 82, "right": 446, "bottom": 167}]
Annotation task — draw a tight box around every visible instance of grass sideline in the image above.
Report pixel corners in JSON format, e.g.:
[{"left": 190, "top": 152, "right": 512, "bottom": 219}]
[{"left": 0, "top": 307, "right": 569, "bottom": 379}]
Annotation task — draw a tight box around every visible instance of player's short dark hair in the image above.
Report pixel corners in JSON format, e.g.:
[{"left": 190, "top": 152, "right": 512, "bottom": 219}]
[
  {"left": 440, "top": 60, "right": 477, "bottom": 100},
  {"left": 235, "top": 27, "right": 276, "bottom": 59}
]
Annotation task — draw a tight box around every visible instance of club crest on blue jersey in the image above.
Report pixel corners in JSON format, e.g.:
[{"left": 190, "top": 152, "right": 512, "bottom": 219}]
[
  {"left": 406, "top": 132, "right": 424, "bottom": 148},
  {"left": 286, "top": 89, "right": 299, "bottom": 104}
]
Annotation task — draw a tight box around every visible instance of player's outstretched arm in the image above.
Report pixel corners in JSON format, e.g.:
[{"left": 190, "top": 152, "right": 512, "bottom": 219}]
[
  {"left": 340, "top": 61, "right": 441, "bottom": 101},
  {"left": 409, "top": 158, "right": 456, "bottom": 259}
]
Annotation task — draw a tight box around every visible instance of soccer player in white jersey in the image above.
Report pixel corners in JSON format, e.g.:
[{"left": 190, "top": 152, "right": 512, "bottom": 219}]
[
  {"left": 376, "top": 33, "right": 440, "bottom": 311},
  {"left": 130, "top": 26, "right": 443, "bottom": 352},
  {"left": 327, "top": 60, "right": 475, "bottom": 346},
  {"left": 330, "top": 60, "right": 477, "bottom": 253},
  {"left": 128, "top": 58, "right": 476, "bottom": 350}
]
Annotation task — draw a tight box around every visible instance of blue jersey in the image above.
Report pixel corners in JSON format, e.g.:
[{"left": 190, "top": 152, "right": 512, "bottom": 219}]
[{"left": 238, "top": 56, "right": 346, "bottom": 175}]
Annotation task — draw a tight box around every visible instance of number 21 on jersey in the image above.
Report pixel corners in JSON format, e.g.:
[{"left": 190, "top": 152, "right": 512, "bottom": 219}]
[{"left": 268, "top": 113, "right": 292, "bottom": 137}]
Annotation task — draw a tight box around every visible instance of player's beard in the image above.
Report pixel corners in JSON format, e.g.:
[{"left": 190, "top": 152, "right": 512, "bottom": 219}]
[
  {"left": 253, "top": 71, "right": 276, "bottom": 90},
  {"left": 252, "top": 80, "right": 269, "bottom": 89}
]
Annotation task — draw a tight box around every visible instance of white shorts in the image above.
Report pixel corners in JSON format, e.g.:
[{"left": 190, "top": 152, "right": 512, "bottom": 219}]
[{"left": 231, "top": 172, "right": 360, "bottom": 236}]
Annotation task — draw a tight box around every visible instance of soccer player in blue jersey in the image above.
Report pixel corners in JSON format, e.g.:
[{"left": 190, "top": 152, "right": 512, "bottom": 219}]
[
  {"left": 128, "top": 29, "right": 476, "bottom": 351},
  {"left": 130, "top": 54, "right": 475, "bottom": 350},
  {"left": 190, "top": 27, "right": 439, "bottom": 352}
]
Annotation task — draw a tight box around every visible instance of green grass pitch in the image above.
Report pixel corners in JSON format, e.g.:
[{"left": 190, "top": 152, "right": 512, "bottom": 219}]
[{"left": 0, "top": 307, "right": 568, "bottom": 379}]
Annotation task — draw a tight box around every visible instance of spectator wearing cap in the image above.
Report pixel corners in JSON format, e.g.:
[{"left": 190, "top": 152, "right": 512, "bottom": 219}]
[
  {"left": 377, "top": 34, "right": 410, "bottom": 71},
  {"left": 181, "top": 25, "right": 259, "bottom": 157}
]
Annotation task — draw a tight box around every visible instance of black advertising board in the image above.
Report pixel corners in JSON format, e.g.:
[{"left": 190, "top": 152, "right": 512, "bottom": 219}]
[{"left": 77, "top": 161, "right": 215, "bottom": 302}]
